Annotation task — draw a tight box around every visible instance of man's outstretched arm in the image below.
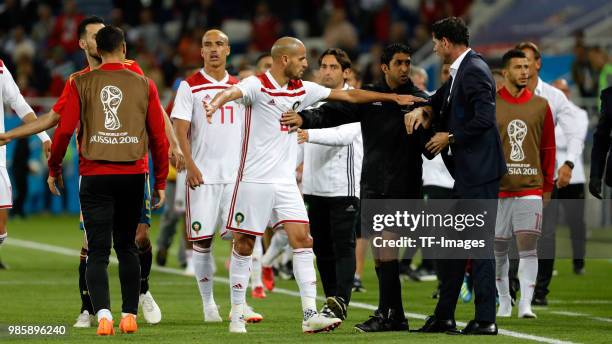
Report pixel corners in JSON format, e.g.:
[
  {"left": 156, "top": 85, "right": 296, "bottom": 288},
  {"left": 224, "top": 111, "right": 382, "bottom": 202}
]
[
  {"left": 327, "top": 88, "right": 426, "bottom": 106},
  {"left": 1, "top": 111, "right": 59, "bottom": 142},
  {"left": 204, "top": 86, "right": 244, "bottom": 123}
]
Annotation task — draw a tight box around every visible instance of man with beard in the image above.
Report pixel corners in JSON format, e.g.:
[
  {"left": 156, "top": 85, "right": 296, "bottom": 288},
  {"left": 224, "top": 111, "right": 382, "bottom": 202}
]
[
  {"left": 281, "top": 43, "right": 435, "bottom": 332},
  {"left": 494, "top": 49, "right": 555, "bottom": 320}
]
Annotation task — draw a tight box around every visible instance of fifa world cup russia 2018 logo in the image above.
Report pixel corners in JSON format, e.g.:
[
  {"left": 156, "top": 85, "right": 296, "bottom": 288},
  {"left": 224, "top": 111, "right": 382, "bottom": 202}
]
[
  {"left": 508, "top": 119, "right": 527, "bottom": 162},
  {"left": 100, "top": 85, "right": 123, "bottom": 131}
]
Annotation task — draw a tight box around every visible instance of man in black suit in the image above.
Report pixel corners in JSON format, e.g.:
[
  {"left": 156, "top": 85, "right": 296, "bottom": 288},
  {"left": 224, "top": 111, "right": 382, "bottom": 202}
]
[
  {"left": 405, "top": 17, "right": 506, "bottom": 335},
  {"left": 590, "top": 86, "right": 612, "bottom": 198}
]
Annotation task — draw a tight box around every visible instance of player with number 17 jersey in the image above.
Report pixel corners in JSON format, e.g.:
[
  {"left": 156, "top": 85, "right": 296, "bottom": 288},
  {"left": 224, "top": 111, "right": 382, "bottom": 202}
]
[{"left": 171, "top": 69, "right": 243, "bottom": 240}]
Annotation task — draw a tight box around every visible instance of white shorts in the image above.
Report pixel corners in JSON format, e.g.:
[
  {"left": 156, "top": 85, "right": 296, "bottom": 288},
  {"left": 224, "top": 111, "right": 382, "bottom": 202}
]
[
  {"left": 185, "top": 183, "right": 234, "bottom": 241},
  {"left": 226, "top": 182, "right": 308, "bottom": 236},
  {"left": 495, "top": 195, "right": 543, "bottom": 240},
  {"left": 0, "top": 168, "right": 12, "bottom": 209}
]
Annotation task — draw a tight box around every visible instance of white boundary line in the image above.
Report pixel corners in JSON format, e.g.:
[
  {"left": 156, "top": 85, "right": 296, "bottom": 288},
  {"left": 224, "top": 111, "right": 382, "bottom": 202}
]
[{"left": 6, "top": 238, "right": 577, "bottom": 344}]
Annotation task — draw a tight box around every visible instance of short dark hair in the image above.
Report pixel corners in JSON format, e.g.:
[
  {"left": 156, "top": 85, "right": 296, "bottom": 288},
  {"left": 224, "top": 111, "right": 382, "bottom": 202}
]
[
  {"left": 95, "top": 26, "right": 125, "bottom": 54},
  {"left": 77, "top": 16, "right": 104, "bottom": 39},
  {"left": 255, "top": 53, "right": 271, "bottom": 65},
  {"left": 380, "top": 43, "right": 411, "bottom": 66},
  {"left": 502, "top": 49, "right": 527, "bottom": 68},
  {"left": 318, "top": 48, "right": 351, "bottom": 71},
  {"left": 432, "top": 17, "right": 469, "bottom": 46},
  {"left": 515, "top": 41, "right": 541, "bottom": 60}
]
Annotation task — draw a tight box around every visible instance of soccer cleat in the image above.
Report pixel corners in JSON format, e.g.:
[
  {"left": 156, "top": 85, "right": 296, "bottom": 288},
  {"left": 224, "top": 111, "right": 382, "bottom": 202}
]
[
  {"left": 531, "top": 295, "right": 548, "bottom": 306},
  {"left": 119, "top": 314, "right": 138, "bottom": 334},
  {"left": 302, "top": 312, "right": 341, "bottom": 333},
  {"left": 497, "top": 296, "right": 512, "bottom": 317},
  {"left": 518, "top": 301, "right": 537, "bottom": 319},
  {"left": 326, "top": 296, "right": 347, "bottom": 320},
  {"left": 204, "top": 304, "right": 222, "bottom": 322},
  {"left": 74, "top": 310, "right": 95, "bottom": 328},
  {"left": 96, "top": 317, "right": 115, "bottom": 336},
  {"left": 229, "top": 318, "right": 247, "bottom": 333},
  {"left": 228, "top": 304, "right": 263, "bottom": 323},
  {"left": 139, "top": 291, "right": 162, "bottom": 324},
  {"left": 262, "top": 266, "right": 275, "bottom": 291},
  {"left": 252, "top": 286, "right": 267, "bottom": 299}
]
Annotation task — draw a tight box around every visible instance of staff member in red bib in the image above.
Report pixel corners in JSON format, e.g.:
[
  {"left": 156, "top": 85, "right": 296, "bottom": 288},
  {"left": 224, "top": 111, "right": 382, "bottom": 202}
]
[{"left": 47, "top": 25, "right": 168, "bottom": 336}]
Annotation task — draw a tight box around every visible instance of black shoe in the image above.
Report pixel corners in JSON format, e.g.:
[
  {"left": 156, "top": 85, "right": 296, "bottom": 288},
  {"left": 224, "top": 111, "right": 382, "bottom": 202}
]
[
  {"left": 354, "top": 310, "right": 408, "bottom": 332},
  {"left": 532, "top": 296, "right": 548, "bottom": 306},
  {"left": 461, "top": 320, "right": 498, "bottom": 335},
  {"left": 573, "top": 260, "right": 585, "bottom": 275},
  {"left": 155, "top": 248, "right": 167, "bottom": 266},
  {"left": 413, "top": 315, "right": 456, "bottom": 333},
  {"left": 431, "top": 287, "right": 440, "bottom": 299},
  {"left": 0, "top": 260, "right": 6, "bottom": 270},
  {"left": 326, "top": 296, "right": 347, "bottom": 320},
  {"left": 352, "top": 277, "right": 366, "bottom": 293}
]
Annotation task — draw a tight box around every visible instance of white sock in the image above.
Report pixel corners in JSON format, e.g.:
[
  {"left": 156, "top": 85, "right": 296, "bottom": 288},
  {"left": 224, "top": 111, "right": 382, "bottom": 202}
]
[
  {"left": 292, "top": 248, "right": 317, "bottom": 316},
  {"left": 518, "top": 250, "right": 538, "bottom": 304},
  {"left": 0, "top": 232, "right": 7, "bottom": 246},
  {"left": 495, "top": 251, "right": 510, "bottom": 299},
  {"left": 97, "top": 309, "right": 112, "bottom": 321},
  {"left": 262, "top": 230, "right": 288, "bottom": 267},
  {"left": 230, "top": 249, "right": 251, "bottom": 321},
  {"left": 251, "top": 237, "right": 263, "bottom": 288},
  {"left": 193, "top": 246, "right": 215, "bottom": 306}
]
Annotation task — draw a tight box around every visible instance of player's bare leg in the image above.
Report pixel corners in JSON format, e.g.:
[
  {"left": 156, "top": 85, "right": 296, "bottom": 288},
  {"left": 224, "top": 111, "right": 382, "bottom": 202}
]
[
  {"left": 135, "top": 223, "right": 161, "bottom": 324},
  {"left": 284, "top": 222, "right": 342, "bottom": 333}
]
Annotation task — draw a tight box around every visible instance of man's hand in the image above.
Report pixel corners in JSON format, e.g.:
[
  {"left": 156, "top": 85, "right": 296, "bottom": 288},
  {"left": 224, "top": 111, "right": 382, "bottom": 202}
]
[
  {"left": 589, "top": 177, "right": 602, "bottom": 199},
  {"left": 404, "top": 108, "right": 431, "bottom": 134},
  {"left": 425, "top": 132, "right": 450, "bottom": 155},
  {"left": 153, "top": 189, "right": 166, "bottom": 209},
  {"left": 297, "top": 129, "right": 309, "bottom": 144},
  {"left": 204, "top": 101, "right": 218, "bottom": 124},
  {"left": 0, "top": 133, "right": 10, "bottom": 146},
  {"left": 42, "top": 140, "right": 52, "bottom": 160},
  {"left": 543, "top": 191, "right": 552, "bottom": 207},
  {"left": 47, "top": 173, "right": 64, "bottom": 196},
  {"left": 281, "top": 111, "right": 304, "bottom": 131},
  {"left": 395, "top": 94, "right": 427, "bottom": 106},
  {"left": 170, "top": 143, "right": 186, "bottom": 171},
  {"left": 556, "top": 164, "right": 572, "bottom": 188},
  {"left": 186, "top": 162, "right": 204, "bottom": 189}
]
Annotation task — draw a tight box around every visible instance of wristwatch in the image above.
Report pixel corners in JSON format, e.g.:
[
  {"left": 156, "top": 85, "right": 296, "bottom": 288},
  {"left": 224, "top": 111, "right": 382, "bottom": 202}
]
[
  {"left": 448, "top": 133, "right": 455, "bottom": 144},
  {"left": 563, "top": 160, "right": 574, "bottom": 170}
]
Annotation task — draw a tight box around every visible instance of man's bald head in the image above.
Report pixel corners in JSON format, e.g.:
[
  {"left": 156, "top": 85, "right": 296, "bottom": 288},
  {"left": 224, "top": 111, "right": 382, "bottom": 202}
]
[
  {"left": 552, "top": 78, "right": 570, "bottom": 98},
  {"left": 203, "top": 29, "right": 229, "bottom": 44},
  {"left": 271, "top": 37, "right": 304, "bottom": 60}
]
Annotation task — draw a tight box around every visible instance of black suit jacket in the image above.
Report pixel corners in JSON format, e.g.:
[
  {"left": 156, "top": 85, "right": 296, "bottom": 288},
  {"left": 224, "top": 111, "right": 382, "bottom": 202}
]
[
  {"left": 590, "top": 86, "right": 612, "bottom": 185},
  {"left": 431, "top": 50, "right": 506, "bottom": 189}
]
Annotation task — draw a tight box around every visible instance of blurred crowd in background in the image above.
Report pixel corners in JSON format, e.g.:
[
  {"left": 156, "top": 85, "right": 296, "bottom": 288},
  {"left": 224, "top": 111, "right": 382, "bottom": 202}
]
[{"left": 1, "top": 0, "right": 611, "bottom": 216}]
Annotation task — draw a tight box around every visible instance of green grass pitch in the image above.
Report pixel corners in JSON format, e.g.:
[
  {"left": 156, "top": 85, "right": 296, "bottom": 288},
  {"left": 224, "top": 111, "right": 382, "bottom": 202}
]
[{"left": 1, "top": 214, "right": 611, "bottom": 343}]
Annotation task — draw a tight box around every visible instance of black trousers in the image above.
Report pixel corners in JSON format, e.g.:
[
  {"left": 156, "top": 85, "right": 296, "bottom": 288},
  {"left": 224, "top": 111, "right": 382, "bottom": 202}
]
[
  {"left": 81, "top": 174, "right": 145, "bottom": 315},
  {"left": 434, "top": 180, "right": 498, "bottom": 323},
  {"left": 535, "top": 183, "right": 586, "bottom": 297},
  {"left": 305, "top": 194, "right": 358, "bottom": 304}
]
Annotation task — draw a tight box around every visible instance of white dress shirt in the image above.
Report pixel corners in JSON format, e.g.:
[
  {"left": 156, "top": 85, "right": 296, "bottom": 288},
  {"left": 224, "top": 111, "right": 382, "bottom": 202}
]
[
  {"left": 535, "top": 77, "right": 586, "bottom": 167},
  {"left": 448, "top": 48, "right": 472, "bottom": 95},
  {"left": 554, "top": 101, "right": 588, "bottom": 184}
]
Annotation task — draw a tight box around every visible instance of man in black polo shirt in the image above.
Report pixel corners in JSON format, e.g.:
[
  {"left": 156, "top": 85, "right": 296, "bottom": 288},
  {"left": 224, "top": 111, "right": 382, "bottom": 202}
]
[{"left": 282, "top": 43, "right": 433, "bottom": 332}]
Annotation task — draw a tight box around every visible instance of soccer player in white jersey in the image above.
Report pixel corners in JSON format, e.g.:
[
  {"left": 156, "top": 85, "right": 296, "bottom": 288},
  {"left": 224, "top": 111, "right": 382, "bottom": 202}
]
[
  {"left": 204, "top": 36, "right": 424, "bottom": 334},
  {"left": 0, "top": 59, "right": 51, "bottom": 254},
  {"left": 172, "top": 29, "right": 262, "bottom": 324}
]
